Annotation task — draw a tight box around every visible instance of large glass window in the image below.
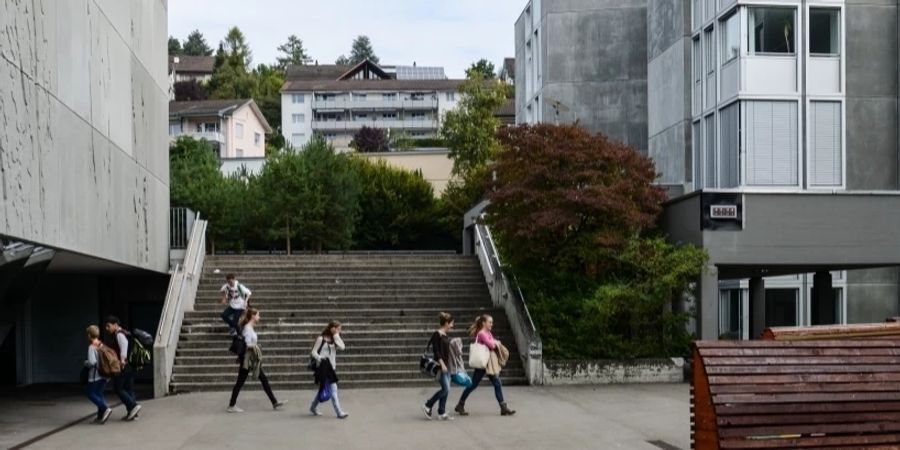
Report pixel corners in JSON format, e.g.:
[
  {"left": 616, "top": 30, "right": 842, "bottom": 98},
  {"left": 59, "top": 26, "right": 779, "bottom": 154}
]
[
  {"left": 704, "top": 28, "right": 715, "bottom": 75},
  {"left": 749, "top": 8, "right": 795, "bottom": 54},
  {"left": 722, "top": 13, "right": 740, "bottom": 63},
  {"left": 766, "top": 288, "right": 799, "bottom": 327},
  {"left": 719, "top": 104, "right": 740, "bottom": 188},
  {"left": 719, "top": 289, "right": 743, "bottom": 340},
  {"left": 810, "top": 9, "right": 840, "bottom": 55}
]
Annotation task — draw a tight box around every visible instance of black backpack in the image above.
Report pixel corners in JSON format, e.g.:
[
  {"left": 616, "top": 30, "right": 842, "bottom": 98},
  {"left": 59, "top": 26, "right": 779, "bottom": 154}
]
[
  {"left": 119, "top": 329, "right": 152, "bottom": 370},
  {"left": 229, "top": 334, "right": 247, "bottom": 358}
]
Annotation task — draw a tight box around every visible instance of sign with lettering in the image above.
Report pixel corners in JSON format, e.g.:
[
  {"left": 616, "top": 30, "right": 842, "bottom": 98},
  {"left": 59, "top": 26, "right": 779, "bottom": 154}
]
[{"left": 710, "top": 204, "right": 738, "bottom": 219}]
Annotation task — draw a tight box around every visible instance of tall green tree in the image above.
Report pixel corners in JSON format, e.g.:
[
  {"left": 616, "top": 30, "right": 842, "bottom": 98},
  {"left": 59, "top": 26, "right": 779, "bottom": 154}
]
[
  {"left": 208, "top": 42, "right": 256, "bottom": 100},
  {"left": 465, "top": 59, "right": 496, "bottom": 79},
  {"left": 182, "top": 29, "right": 213, "bottom": 56},
  {"left": 276, "top": 35, "right": 310, "bottom": 70},
  {"left": 335, "top": 55, "right": 351, "bottom": 65},
  {"left": 440, "top": 75, "right": 508, "bottom": 177},
  {"left": 257, "top": 147, "right": 306, "bottom": 253},
  {"left": 351, "top": 158, "right": 443, "bottom": 249},
  {"left": 252, "top": 63, "right": 285, "bottom": 140},
  {"left": 345, "top": 35, "right": 379, "bottom": 64},
  {"left": 168, "top": 36, "right": 182, "bottom": 55},
  {"left": 222, "top": 26, "right": 252, "bottom": 69}
]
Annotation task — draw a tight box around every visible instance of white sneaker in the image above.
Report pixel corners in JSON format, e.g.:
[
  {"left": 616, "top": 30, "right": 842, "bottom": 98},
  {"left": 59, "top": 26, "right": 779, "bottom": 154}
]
[
  {"left": 226, "top": 406, "right": 244, "bottom": 413},
  {"left": 337, "top": 412, "right": 349, "bottom": 419},
  {"left": 310, "top": 406, "right": 322, "bottom": 416},
  {"left": 422, "top": 404, "right": 433, "bottom": 420},
  {"left": 125, "top": 404, "right": 142, "bottom": 421},
  {"left": 100, "top": 408, "right": 113, "bottom": 424},
  {"left": 439, "top": 413, "right": 454, "bottom": 421}
]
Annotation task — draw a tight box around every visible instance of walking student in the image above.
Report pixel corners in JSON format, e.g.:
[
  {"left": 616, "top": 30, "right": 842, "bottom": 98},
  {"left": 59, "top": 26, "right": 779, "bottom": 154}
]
[
  {"left": 455, "top": 314, "right": 515, "bottom": 416},
  {"left": 84, "top": 325, "right": 112, "bottom": 424},
  {"left": 423, "top": 312, "right": 454, "bottom": 420},
  {"left": 220, "top": 273, "right": 251, "bottom": 336},
  {"left": 228, "top": 307, "right": 285, "bottom": 412},
  {"left": 310, "top": 320, "right": 348, "bottom": 419},
  {"left": 104, "top": 316, "right": 142, "bottom": 420}
]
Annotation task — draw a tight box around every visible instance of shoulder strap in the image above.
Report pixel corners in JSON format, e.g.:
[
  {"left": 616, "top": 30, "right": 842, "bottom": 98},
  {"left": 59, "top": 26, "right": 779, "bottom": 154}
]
[{"left": 315, "top": 336, "right": 326, "bottom": 354}]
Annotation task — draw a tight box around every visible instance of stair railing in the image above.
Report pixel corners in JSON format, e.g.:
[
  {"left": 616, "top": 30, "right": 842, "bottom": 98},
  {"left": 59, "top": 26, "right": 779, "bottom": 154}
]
[
  {"left": 154, "top": 215, "right": 207, "bottom": 397},
  {"left": 469, "top": 208, "right": 544, "bottom": 385}
]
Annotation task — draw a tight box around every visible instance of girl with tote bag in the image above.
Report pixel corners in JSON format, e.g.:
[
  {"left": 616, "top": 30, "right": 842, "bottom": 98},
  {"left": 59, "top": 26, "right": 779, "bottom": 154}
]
[{"left": 455, "top": 314, "right": 515, "bottom": 416}]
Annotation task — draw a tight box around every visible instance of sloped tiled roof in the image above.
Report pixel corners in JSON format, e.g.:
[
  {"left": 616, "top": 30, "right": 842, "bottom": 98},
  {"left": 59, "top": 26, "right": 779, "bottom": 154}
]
[
  {"left": 169, "top": 99, "right": 250, "bottom": 116},
  {"left": 285, "top": 64, "right": 352, "bottom": 81},
  {"left": 282, "top": 78, "right": 466, "bottom": 92},
  {"left": 169, "top": 55, "right": 215, "bottom": 74}
]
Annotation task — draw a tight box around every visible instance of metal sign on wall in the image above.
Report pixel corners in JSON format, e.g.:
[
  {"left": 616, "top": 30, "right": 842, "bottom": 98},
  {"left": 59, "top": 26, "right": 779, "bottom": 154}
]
[{"left": 701, "top": 193, "right": 743, "bottom": 230}]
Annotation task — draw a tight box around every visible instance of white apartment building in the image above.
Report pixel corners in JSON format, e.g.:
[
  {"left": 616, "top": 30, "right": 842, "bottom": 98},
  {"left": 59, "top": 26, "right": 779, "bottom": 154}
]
[{"left": 281, "top": 60, "right": 463, "bottom": 151}]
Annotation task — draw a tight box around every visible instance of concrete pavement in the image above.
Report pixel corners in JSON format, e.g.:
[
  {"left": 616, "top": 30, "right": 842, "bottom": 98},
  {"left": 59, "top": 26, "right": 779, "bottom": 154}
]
[{"left": 16, "top": 384, "right": 689, "bottom": 450}]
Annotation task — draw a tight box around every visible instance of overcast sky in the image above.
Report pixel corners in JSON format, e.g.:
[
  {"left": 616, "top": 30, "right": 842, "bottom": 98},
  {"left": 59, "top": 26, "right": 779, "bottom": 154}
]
[{"left": 168, "top": 0, "right": 525, "bottom": 78}]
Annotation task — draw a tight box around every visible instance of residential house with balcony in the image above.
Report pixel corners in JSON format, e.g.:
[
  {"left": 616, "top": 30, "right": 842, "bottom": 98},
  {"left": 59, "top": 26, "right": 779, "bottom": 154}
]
[
  {"left": 281, "top": 59, "right": 464, "bottom": 151},
  {"left": 169, "top": 99, "right": 272, "bottom": 175},
  {"left": 168, "top": 55, "right": 215, "bottom": 100}
]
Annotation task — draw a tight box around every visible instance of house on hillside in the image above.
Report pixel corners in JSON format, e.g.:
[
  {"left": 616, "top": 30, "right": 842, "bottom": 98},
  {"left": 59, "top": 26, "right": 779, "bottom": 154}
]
[
  {"left": 169, "top": 99, "right": 272, "bottom": 176},
  {"left": 280, "top": 59, "right": 464, "bottom": 152}
]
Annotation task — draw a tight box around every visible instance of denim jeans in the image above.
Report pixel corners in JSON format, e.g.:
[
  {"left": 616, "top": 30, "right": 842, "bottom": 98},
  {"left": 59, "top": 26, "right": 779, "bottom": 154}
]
[
  {"left": 86, "top": 380, "right": 109, "bottom": 417},
  {"left": 221, "top": 307, "right": 244, "bottom": 333},
  {"left": 425, "top": 372, "right": 451, "bottom": 415},
  {"left": 112, "top": 365, "right": 138, "bottom": 411},
  {"left": 310, "top": 383, "right": 344, "bottom": 416},
  {"left": 459, "top": 369, "right": 504, "bottom": 404}
]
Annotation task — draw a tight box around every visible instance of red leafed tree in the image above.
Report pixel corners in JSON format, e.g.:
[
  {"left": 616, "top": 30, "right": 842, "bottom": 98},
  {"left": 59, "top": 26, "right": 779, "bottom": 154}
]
[
  {"left": 350, "top": 126, "right": 389, "bottom": 153},
  {"left": 487, "top": 124, "right": 666, "bottom": 278}
]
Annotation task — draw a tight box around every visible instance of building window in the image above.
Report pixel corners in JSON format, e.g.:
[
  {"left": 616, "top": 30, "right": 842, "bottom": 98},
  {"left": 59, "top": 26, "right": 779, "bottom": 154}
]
[
  {"left": 235, "top": 149, "right": 244, "bottom": 157},
  {"left": 383, "top": 93, "right": 397, "bottom": 100},
  {"left": 254, "top": 132, "right": 261, "bottom": 146},
  {"left": 168, "top": 121, "right": 182, "bottom": 135},
  {"left": 704, "top": 115, "right": 716, "bottom": 188},
  {"left": 719, "top": 289, "right": 743, "bottom": 340},
  {"left": 446, "top": 92, "right": 456, "bottom": 101},
  {"left": 809, "top": 101, "right": 842, "bottom": 187},
  {"left": 748, "top": 8, "right": 795, "bottom": 54},
  {"left": 809, "top": 9, "right": 840, "bottom": 55},
  {"left": 292, "top": 94, "right": 305, "bottom": 104},
  {"left": 766, "top": 289, "right": 799, "bottom": 327},
  {"left": 745, "top": 101, "right": 799, "bottom": 186},
  {"left": 411, "top": 112, "right": 426, "bottom": 121},
  {"left": 355, "top": 93, "right": 367, "bottom": 100},
  {"left": 704, "top": 28, "right": 715, "bottom": 76},
  {"left": 693, "top": 37, "right": 701, "bottom": 114},
  {"left": 692, "top": 121, "right": 702, "bottom": 189},
  {"left": 410, "top": 93, "right": 425, "bottom": 101},
  {"left": 291, "top": 133, "right": 305, "bottom": 147},
  {"left": 719, "top": 104, "right": 740, "bottom": 188},
  {"left": 721, "top": 12, "right": 740, "bottom": 63},
  {"left": 292, "top": 113, "right": 305, "bottom": 124},
  {"left": 383, "top": 112, "right": 397, "bottom": 119},
  {"left": 235, "top": 123, "right": 244, "bottom": 139}
]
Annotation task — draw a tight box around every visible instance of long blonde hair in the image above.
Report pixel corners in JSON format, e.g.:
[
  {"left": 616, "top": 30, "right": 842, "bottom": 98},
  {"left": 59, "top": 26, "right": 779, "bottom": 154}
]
[{"left": 467, "top": 314, "right": 492, "bottom": 337}]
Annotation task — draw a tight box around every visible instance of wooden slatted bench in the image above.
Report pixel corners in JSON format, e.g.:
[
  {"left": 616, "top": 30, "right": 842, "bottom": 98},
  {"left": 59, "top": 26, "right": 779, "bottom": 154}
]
[
  {"left": 692, "top": 340, "right": 900, "bottom": 449},
  {"left": 763, "top": 322, "right": 900, "bottom": 341}
]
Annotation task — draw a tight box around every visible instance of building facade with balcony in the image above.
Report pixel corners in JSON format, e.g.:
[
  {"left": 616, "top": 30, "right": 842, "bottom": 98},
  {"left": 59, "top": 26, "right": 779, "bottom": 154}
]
[
  {"left": 517, "top": 0, "right": 900, "bottom": 340},
  {"left": 281, "top": 60, "right": 463, "bottom": 151},
  {"left": 169, "top": 99, "right": 272, "bottom": 175}
]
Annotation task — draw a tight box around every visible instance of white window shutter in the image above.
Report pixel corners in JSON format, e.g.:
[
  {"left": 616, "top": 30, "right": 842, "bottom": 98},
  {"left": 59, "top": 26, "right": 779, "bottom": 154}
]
[
  {"left": 705, "top": 115, "right": 716, "bottom": 187},
  {"left": 809, "top": 101, "right": 842, "bottom": 186},
  {"left": 746, "top": 101, "right": 798, "bottom": 186},
  {"left": 693, "top": 121, "right": 703, "bottom": 190},
  {"left": 719, "top": 104, "right": 739, "bottom": 187}
]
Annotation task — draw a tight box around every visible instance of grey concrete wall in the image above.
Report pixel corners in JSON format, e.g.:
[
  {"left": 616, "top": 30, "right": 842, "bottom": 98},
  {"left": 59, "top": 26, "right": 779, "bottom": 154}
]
[
  {"left": 515, "top": 7, "right": 529, "bottom": 123},
  {"left": 0, "top": 0, "right": 170, "bottom": 273},
  {"left": 843, "top": 1, "right": 900, "bottom": 324},
  {"left": 647, "top": 0, "right": 692, "bottom": 184},
  {"left": 539, "top": 0, "right": 649, "bottom": 152},
  {"left": 845, "top": 1, "right": 899, "bottom": 191},
  {"left": 703, "top": 193, "right": 900, "bottom": 267},
  {"left": 847, "top": 267, "right": 899, "bottom": 323}
]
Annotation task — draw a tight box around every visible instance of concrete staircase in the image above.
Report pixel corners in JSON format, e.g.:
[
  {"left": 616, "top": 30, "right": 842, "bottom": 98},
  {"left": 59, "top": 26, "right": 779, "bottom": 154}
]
[{"left": 169, "top": 254, "right": 526, "bottom": 393}]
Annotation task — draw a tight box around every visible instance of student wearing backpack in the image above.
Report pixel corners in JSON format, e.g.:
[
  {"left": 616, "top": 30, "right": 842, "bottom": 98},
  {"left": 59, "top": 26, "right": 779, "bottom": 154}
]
[
  {"left": 422, "top": 312, "right": 454, "bottom": 421},
  {"left": 228, "top": 308, "right": 285, "bottom": 413},
  {"left": 309, "top": 320, "right": 348, "bottom": 419},
  {"left": 104, "top": 316, "right": 142, "bottom": 421},
  {"left": 454, "top": 314, "right": 515, "bottom": 416},
  {"left": 84, "top": 325, "right": 113, "bottom": 424},
  {"left": 220, "top": 273, "right": 252, "bottom": 337}
]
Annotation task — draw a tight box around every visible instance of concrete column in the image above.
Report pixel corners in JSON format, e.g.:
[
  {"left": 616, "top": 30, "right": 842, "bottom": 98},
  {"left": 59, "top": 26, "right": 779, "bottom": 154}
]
[
  {"left": 698, "top": 264, "right": 719, "bottom": 340},
  {"left": 811, "top": 271, "right": 834, "bottom": 325},
  {"left": 750, "top": 277, "right": 766, "bottom": 339}
]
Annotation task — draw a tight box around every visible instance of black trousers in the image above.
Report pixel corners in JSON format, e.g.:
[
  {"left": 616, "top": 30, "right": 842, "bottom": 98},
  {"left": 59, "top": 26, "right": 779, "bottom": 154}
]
[{"left": 229, "top": 365, "right": 277, "bottom": 407}]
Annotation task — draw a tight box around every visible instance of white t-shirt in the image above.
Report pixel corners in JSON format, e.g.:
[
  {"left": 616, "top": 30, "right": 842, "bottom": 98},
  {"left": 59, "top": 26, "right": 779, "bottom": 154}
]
[
  {"left": 242, "top": 324, "right": 258, "bottom": 347},
  {"left": 220, "top": 281, "right": 251, "bottom": 310}
]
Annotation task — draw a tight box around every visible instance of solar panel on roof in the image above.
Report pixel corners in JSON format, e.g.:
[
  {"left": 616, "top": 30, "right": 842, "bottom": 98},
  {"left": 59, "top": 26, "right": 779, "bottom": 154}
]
[{"left": 394, "top": 66, "right": 447, "bottom": 80}]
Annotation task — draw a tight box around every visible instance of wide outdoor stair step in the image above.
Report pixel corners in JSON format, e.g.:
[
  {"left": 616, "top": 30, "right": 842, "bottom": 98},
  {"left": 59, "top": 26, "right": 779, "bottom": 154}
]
[
  {"left": 168, "top": 254, "right": 524, "bottom": 393},
  {"left": 170, "top": 376, "right": 526, "bottom": 393}
]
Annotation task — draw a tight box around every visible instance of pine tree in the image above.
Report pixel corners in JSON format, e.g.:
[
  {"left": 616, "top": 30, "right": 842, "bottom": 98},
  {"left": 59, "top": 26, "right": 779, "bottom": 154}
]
[
  {"left": 182, "top": 30, "right": 213, "bottom": 56},
  {"left": 349, "top": 35, "right": 379, "bottom": 64},
  {"left": 276, "top": 35, "right": 310, "bottom": 70},
  {"left": 168, "top": 36, "right": 182, "bottom": 55}
]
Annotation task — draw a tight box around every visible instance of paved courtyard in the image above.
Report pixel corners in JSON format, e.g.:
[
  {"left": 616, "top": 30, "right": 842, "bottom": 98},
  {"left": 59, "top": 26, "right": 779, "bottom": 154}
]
[{"left": 7, "top": 384, "right": 689, "bottom": 449}]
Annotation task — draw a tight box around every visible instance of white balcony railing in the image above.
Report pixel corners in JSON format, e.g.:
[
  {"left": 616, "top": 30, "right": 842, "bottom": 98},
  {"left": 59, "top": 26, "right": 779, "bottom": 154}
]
[
  {"left": 312, "top": 119, "right": 438, "bottom": 131},
  {"left": 312, "top": 97, "right": 438, "bottom": 111},
  {"left": 169, "top": 130, "right": 226, "bottom": 144}
]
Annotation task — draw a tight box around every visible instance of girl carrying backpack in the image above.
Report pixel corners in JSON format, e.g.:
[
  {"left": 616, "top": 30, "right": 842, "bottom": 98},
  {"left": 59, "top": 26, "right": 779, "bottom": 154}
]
[
  {"left": 309, "top": 320, "right": 348, "bottom": 419},
  {"left": 227, "top": 308, "right": 285, "bottom": 413}
]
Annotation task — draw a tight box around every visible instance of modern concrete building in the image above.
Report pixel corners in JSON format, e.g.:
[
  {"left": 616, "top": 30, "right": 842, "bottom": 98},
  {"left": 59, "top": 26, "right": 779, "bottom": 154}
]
[
  {"left": 169, "top": 99, "right": 272, "bottom": 175},
  {"left": 281, "top": 59, "right": 463, "bottom": 152},
  {"left": 1, "top": 0, "right": 170, "bottom": 384},
  {"left": 515, "top": 0, "right": 649, "bottom": 153},
  {"left": 516, "top": 0, "right": 900, "bottom": 340}
]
